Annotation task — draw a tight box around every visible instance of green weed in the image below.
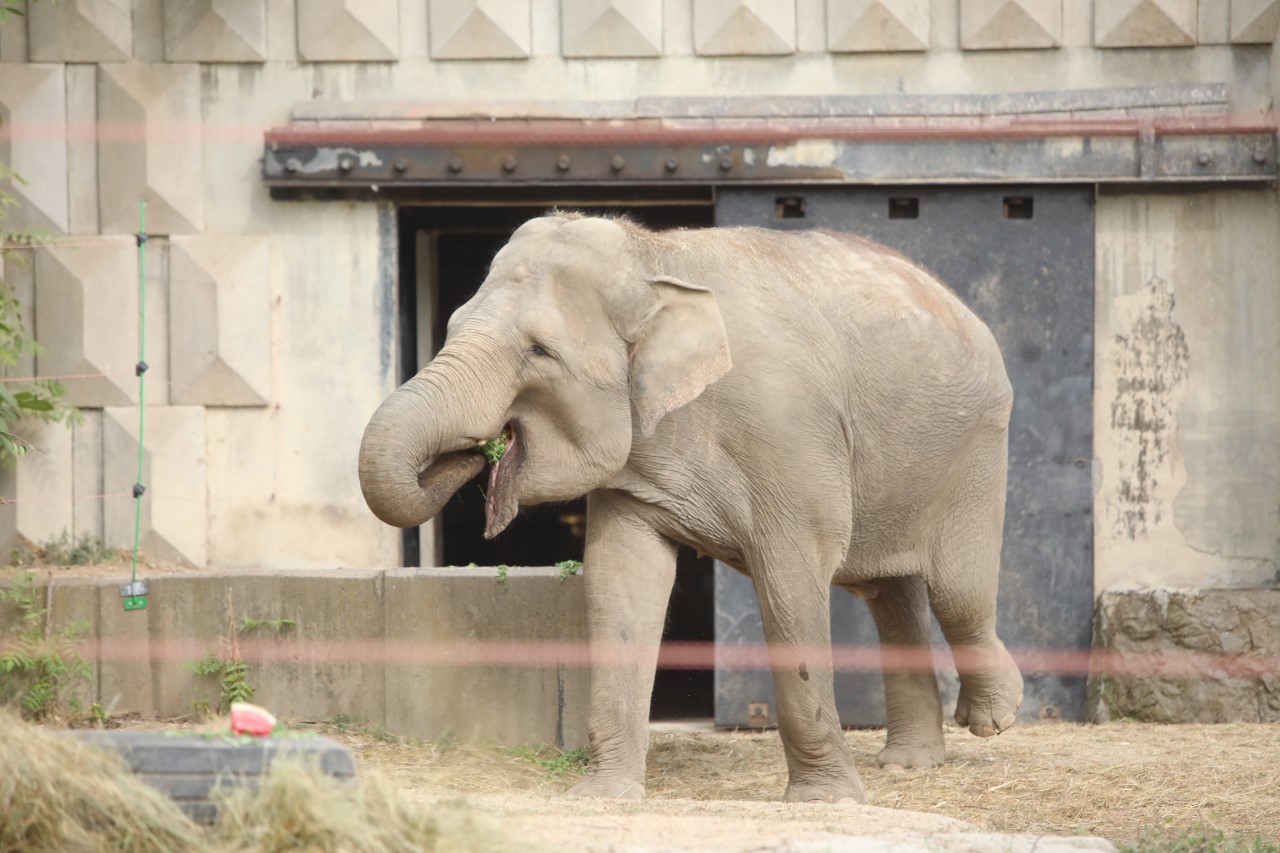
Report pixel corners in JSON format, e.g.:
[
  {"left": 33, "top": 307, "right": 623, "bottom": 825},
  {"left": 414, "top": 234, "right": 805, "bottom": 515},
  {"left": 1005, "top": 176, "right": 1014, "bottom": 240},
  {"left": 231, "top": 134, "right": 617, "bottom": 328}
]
[
  {"left": 0, "top": 571, "right": 92, "bottom": 719},
  {"left": 496, "top": 564, "right": 510, "bottom": 591},
  {"left": 240, "top": 615, "right": 297, "bottom": 634},
  {"left": 554, "top": 560, "right": 582, "bottom": 580},
  {"left": 184, "top": 653, "right": 254, "bottom": 715},
  {"left": 9, "top": 532, "right": 124, "bottom": 568},
  {"left": 508, "top": 744, "right": 589, "bottom": 779},
  {"left": 1124, "top": 822, "right": 1280, "bottom": 853}
]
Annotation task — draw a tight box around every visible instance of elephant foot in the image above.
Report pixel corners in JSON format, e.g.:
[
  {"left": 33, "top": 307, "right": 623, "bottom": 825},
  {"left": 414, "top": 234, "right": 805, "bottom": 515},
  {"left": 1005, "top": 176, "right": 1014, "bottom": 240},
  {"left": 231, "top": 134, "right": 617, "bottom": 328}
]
[
  {"left": 875, "top": 740, "right": 945, "bottom": 772},
  {"left": 783, "top": 769, "right": 867, "bottom": 805},
  {"left": 567, "top": 775, "right": 646, "bottom": 800},
  {"left": 954, "top": 645, "right": 1024, "bottom": 738}
]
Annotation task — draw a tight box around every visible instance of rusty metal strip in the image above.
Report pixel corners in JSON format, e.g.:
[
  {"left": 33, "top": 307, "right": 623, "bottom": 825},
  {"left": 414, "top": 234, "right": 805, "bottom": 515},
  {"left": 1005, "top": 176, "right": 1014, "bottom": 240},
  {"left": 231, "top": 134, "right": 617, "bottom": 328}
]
[{"left": 262, "top": 115, "right": 1280, "bottom": 189}]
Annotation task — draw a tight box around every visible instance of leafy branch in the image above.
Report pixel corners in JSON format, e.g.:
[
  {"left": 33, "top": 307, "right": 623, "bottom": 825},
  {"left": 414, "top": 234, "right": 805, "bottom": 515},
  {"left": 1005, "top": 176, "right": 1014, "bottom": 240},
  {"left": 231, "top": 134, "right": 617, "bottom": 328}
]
[
  {"left": 1, "top": 150, "right": 78, "bottom": 466},
  {"left": 0, "top": 0, "right": 42, "bottom": 24}
]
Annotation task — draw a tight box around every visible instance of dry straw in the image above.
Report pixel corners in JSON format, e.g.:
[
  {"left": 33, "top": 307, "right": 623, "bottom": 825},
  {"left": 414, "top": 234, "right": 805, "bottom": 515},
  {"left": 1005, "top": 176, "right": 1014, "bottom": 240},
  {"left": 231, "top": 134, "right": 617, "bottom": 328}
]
[
  {"left": 337, "top": 720, "right": 1280, "bottom": 847},
  {"left": 0, "top": 710, "right": 204, "bottom": 853},
  {"left": 0, "top": 712, "right": 510, "bottom": 853}
]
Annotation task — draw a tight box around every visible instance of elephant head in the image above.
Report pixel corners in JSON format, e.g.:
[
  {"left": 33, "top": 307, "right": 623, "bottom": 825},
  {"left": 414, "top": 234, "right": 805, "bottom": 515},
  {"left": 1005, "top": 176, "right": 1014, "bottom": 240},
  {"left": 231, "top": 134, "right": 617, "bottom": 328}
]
[{"left": 358, "top": 214, "right": 732, "bottom": 538}]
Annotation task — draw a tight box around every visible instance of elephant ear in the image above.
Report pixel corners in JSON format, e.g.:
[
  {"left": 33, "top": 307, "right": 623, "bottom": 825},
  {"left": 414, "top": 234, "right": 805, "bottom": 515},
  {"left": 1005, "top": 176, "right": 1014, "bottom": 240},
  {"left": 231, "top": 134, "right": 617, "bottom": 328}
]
[{"left": 629, "top": 275, "right": 732, "bottom": 438}]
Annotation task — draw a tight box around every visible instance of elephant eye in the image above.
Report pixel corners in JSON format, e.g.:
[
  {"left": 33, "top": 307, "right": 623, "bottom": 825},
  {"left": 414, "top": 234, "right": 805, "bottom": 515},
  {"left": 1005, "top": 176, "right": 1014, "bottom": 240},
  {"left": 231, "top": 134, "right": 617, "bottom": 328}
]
[{"left": 528, "top": 343, "right": 551, "bottom": 358}]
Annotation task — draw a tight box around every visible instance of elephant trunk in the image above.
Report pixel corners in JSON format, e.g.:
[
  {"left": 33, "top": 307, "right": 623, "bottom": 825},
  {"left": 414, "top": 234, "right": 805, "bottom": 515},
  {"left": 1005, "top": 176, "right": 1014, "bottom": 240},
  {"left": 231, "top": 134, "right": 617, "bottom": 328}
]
[{"left": 358, "top": 355, "right": 496, "bottom": 529}]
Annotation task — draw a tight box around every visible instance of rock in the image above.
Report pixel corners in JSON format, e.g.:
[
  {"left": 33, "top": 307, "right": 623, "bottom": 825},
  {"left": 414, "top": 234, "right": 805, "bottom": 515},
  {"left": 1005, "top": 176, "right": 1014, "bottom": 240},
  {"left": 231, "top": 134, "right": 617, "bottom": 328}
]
[{"left": 1089, "top": 587, "right": 1280, "bottom": 722}]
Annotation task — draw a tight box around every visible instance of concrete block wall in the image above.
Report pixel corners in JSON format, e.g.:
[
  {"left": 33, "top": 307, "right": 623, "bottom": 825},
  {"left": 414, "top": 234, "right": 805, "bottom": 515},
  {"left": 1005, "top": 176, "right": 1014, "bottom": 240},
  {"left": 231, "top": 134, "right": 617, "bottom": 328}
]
[
  {"left": 0, "top": 0, "right": 1277, "bottom": 600},
  {"left": 0, "top": 569, "right": 589, "bottom": 746}
]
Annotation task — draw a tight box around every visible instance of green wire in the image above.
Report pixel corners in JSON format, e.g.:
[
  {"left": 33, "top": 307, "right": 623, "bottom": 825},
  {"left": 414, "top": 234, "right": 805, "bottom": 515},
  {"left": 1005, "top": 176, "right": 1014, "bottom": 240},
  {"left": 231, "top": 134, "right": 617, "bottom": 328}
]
[{"left": 130, "top": 200, "right": 146, "bottom": 590}]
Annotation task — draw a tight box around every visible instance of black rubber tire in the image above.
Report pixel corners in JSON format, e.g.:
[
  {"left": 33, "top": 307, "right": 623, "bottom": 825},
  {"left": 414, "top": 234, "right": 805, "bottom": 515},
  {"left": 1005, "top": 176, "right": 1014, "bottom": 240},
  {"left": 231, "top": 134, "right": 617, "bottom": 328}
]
[{"left": 69, "top": 730, "right": 356, "bottom": 824}]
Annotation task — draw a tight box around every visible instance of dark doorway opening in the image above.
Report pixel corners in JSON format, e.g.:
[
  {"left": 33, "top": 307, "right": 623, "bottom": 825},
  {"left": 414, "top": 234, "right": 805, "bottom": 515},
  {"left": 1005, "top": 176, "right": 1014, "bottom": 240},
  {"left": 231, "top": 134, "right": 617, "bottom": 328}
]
[{"left": 396, "top": 201, "right": 717, "bottom": 720}]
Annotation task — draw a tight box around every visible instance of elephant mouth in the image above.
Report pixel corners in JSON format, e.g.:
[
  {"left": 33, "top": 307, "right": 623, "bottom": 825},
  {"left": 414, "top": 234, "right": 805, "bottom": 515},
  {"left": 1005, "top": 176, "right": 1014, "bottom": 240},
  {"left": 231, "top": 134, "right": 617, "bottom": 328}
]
[{"left": 484, "top": 420, "right": 526, "bottom": 539}]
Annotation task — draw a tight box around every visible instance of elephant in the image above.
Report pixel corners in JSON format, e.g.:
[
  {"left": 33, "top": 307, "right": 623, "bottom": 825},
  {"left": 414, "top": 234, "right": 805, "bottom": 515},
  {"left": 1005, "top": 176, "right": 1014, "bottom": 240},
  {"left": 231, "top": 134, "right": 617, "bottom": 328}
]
[{"left": 358, "top": 212, "right": 1024, "bottom": 804}]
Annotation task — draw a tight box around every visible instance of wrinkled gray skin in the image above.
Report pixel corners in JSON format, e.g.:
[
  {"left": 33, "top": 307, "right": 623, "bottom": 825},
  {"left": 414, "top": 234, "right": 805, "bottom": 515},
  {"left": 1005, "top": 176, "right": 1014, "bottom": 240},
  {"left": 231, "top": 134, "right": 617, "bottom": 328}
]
[{"left": 359, "top": 214, "right": 1023, "bottom": 803}]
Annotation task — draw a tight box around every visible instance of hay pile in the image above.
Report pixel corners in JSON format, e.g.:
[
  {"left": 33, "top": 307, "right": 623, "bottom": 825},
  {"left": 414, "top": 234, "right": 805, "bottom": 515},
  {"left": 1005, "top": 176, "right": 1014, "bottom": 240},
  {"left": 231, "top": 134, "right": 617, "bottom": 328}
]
[
  {"left": 0, "top": 713, "right": 506, "bottom": 853},
  {"left": 214, "top": 759, "right": 505, "bottom": 853},
  {"left": 0, "top": 712, "right": 204, "bottom": 852}
]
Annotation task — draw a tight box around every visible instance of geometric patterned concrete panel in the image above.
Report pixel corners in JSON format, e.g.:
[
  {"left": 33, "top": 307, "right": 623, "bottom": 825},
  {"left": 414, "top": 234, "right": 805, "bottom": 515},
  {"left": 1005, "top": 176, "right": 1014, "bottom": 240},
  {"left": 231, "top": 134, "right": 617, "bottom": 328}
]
[
  {"left": 1231, "top": 0, "right": 1280, "bottom": 42},
  {"left": 1095, "top": 0, "right": 1196, "bottom": 47},
  {"left": 0, "top": 418, "right": 74, "bottom": 552},
  {"left": 104, "top": 406, "right": 207, "bottom": 566},
  {"left": 695, "top": 0, "right": 796, "bottom": 55},
  {"left": 72, "top": 411, "right": 104, "bottom": 543},
  {"left": 163, "top": 0, "right": 268, "bottom": 62},
  {"left": 34, "top": 239, "right": 138, "bottom": 408},
  {"left": 828, "top": 0, "right": 929, "bottom": 52},
  {"left": 97, "top": 63, "right": 205, "bottom": 236},
  {"left": 562, "top": 0, "right": 661, "bottom": 57},
  {"left": 429, "top": 0, "right": 531, "bottom": 59},
  {"left": 169, "top": 236, "right": 272, "bottom": 406},
  {"left": 297, "top": 0, "right": 398, "bottom": 61},
  {"left": 961, "top": 0, "right": 1062, "bottom": 49},
  {"left": 0, "top": 64, "right": 69, "bottom": 234},
  {"left": 27, "top": 0, "right": 132, "bottom": 62}
]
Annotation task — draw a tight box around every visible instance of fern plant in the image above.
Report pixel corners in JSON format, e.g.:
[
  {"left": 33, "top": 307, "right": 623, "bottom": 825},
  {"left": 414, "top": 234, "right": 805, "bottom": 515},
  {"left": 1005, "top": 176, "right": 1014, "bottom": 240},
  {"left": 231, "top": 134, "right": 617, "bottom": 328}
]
[
  {"left": 0, "top": 571, "right": 92, "bottom": 719},
  {"left": 184, "top": 653, "right": 255, "bottom": 714}
]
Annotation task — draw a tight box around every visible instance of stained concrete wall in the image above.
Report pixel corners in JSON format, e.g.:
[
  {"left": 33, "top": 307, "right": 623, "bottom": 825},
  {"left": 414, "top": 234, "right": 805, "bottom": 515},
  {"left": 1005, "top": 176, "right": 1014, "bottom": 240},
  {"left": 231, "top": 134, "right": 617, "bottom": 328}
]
[
  {"left": 1095, "top": 189, "right": 1280, "bottom": 592},
  {"left": 0, "top": 1, "right": 1277, "bottom": 600},
  {"left": 0, "top": 568, "right": 589, "bottom": 746}
]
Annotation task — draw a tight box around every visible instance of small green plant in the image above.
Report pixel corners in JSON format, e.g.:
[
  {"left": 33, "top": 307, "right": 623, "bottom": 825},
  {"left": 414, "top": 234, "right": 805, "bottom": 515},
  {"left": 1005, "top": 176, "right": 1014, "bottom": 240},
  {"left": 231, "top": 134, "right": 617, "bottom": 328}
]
[
  {"left": 508, "top": 744, "right": 589, "bottom": 779},
  {"left": 1124, "top": 822, "right": 1280, "bottom": 853},
  {"left": 240, "top": 615, "right": 296, "bottom": 634},
  {"left": 0, "top": 571, "right": 92, "bottom": 719},
  {"left": 324, "top": 714, "right": 401, "bottom": 744},
  {"left": 495, "top": 564, "right": 510, "bottom": 591},
  {"left": 184, "top": 594, "right": 278, "bottom": 716},
  {"left": 184, "top": 653, "right": 254, "bottom": 715},
  {"left": 9, "top": 532, "right": 122, "bottom": 569},
  {"left": 478, "top": 435, "right": 507, "bottom": 465},
  {"left": 555, "top": 559, "right": 582, "bottom": 580},
  {"left": 86, "top": 701, "right": 109, "bottom": 727}
]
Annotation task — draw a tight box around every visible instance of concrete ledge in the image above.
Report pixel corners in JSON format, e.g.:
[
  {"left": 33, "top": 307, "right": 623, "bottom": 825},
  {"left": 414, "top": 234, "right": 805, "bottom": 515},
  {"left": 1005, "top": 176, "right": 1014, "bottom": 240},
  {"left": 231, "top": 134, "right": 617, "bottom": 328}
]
[
  {"left": 1088, "top": 587, "right": 1280, "bottom": 723},
  {"left": 291, "top": 84, "right": 1230, "bottom": 122},
  {"left": 0, "top": 568, "right": 587, "bottom": 747}
]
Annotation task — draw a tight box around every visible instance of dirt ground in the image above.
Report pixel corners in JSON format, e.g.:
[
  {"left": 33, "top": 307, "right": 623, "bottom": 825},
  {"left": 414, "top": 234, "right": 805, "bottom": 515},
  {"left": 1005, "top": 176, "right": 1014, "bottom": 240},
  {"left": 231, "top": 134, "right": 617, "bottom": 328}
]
[
  {"left": 286, "top": 719, "right": 1277, "bottom": 851},
  {"left": 9, "top": 560, "right": 1279, "bottom": 850}
]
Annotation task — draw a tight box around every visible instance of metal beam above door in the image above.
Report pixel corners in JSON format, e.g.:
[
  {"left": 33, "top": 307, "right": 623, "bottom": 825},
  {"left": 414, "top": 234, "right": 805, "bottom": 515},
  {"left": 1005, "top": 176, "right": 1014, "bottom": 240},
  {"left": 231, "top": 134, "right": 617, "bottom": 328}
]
[{"left": 263, "top": 115, "right": 1279, "bottom": 192}]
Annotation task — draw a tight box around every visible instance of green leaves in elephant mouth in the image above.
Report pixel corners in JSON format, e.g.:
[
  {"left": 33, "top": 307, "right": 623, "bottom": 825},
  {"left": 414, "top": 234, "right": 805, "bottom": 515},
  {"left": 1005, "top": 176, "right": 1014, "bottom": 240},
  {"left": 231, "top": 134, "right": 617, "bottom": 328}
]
[{"left": 483, "top": 421, "right": 524, "bottom": 540}]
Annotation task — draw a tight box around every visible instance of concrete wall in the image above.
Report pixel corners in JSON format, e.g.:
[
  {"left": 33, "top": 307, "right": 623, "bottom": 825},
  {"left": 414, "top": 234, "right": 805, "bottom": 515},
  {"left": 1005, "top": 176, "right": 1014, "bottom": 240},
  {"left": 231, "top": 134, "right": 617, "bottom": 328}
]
[
  {"left": 0, "top": 1, "right": 1277, "bottom": 599},
  {"left": 0, "top": 568, "right": 589, "bottom": 746},
  {"left": 1095, "top": 189, "right": 1280, "bottom": 591}
]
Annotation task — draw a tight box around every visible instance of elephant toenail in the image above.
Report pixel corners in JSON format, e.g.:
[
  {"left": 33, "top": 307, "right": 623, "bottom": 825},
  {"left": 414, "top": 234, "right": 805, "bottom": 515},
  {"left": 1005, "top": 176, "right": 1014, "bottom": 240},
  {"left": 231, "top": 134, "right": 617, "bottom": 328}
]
[{"left": 997, "top": 713, "right": 1016, "bottom": 731}]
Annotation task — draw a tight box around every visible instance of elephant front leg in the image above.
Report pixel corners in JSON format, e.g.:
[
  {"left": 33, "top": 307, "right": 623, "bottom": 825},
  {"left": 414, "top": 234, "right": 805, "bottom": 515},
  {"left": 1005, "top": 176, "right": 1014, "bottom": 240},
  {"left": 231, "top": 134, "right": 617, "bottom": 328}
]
[
  {"left": 567, "top": 493, "right": 677, "bottom": 800},
  {"left": 753, "top": 553, "right": 867, "bottom": 804}
]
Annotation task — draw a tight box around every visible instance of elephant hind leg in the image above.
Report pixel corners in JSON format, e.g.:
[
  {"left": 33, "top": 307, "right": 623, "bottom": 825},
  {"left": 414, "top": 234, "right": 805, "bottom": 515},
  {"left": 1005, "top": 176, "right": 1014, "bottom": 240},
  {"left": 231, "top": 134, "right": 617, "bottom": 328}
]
[
  {"left": 844, "top": 575, "right": 945, "bottom": 770},
  {"left": 926, "top": 421, "right": 1024, "bottom": 738}
]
